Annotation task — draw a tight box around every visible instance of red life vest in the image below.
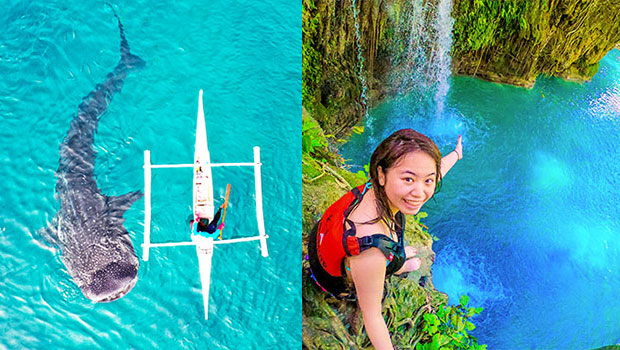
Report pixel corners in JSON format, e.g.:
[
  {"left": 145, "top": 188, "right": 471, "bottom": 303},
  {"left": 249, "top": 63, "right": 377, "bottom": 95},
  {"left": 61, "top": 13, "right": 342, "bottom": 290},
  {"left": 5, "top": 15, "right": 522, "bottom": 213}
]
[{"left": 315, "top": 184, "right": 368, "bottom": 277}]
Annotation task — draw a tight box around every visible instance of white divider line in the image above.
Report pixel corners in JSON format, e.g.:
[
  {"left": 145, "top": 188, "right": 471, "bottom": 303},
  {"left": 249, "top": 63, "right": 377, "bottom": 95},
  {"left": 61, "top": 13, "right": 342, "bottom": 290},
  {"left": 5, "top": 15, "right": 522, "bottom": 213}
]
[{"left": 143, "top": 150, "right": 152, "bottom": 261}]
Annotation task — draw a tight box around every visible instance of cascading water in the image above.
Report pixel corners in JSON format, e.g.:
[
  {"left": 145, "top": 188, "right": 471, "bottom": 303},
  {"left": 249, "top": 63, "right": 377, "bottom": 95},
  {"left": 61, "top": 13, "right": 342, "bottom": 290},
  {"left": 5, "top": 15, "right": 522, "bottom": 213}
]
[
  {"left": 351, "top": 0, "right": 369, "bottom": 119},
  {"left": 433, "top": 0, "right": 454, "bottom": 116},
  {"left": 402, "top": 0, "right": 454, "bottom": 117},
  {"left": 405, "top": 0, "right": 430, "bottom": 90}
]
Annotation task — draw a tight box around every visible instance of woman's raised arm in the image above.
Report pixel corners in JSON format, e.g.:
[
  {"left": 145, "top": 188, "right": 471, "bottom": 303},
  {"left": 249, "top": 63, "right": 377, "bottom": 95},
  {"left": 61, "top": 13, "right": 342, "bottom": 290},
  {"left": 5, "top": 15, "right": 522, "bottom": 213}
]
[
  {"left": 440, "top": 135, "right": 463, "bottom": 178},
  {"left": 349, "top": 248, "right": 394, "bottom": 350}
]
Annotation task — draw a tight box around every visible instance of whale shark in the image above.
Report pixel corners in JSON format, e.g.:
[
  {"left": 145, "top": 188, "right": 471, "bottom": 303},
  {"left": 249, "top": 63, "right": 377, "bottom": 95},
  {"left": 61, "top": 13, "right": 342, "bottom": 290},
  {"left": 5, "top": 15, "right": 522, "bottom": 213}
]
[{"left": 43, "top": 7, "right": 144, "bottom": 302}]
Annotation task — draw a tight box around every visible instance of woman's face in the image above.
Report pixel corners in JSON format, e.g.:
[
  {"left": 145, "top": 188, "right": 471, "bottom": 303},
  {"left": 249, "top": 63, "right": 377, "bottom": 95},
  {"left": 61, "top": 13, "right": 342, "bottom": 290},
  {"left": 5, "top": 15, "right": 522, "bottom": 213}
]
[{"left": 378, "top": 150, "right": 437, "bottom": 215}]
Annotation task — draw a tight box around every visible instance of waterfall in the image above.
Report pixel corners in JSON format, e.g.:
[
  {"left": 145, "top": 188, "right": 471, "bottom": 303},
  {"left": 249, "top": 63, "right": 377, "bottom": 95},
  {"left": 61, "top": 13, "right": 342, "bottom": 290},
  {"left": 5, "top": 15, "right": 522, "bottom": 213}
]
[
  {"left": 433, "top": 0, "right": 454, "bottom": 116},
  {"left": 351, "top": 0, "right": 369, "bottom": 119},
  {"left": 403, "top": 0, "right": 454, "bottom": 117}
]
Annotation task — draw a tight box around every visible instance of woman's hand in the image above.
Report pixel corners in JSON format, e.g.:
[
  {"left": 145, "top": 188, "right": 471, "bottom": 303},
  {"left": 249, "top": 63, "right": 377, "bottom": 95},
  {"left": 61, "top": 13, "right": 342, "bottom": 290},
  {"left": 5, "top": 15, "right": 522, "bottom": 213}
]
[
  {"left": 454, "top": 135, "right": 463, "bottom": 160},
  {"left": 395, "top": 246, "right": 422, "bottom": 275}
]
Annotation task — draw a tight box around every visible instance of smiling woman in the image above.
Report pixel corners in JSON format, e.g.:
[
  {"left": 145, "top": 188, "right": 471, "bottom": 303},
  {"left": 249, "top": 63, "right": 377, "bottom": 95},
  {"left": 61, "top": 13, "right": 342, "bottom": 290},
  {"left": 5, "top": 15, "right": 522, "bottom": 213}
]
[{"left": 307, "top": 129, "right": 462, "bottom": 350}]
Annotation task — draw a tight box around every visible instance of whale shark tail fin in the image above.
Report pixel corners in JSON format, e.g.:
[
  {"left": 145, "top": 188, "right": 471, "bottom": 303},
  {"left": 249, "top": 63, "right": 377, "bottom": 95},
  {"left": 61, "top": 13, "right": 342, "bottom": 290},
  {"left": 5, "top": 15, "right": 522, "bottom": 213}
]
[{"left": 106, "top": 3, "right": 146, "bottom": 71}]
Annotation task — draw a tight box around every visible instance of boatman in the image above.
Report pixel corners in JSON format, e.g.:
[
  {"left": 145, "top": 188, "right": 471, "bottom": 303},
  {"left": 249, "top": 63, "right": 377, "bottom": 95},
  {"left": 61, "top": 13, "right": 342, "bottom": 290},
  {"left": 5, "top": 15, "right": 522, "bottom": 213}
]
[
  {"left": 195, "top": 207, "right": 223, "bottom": 234},
  {"left": 190, "top": 184, "right": 231, "bottom": 239}
]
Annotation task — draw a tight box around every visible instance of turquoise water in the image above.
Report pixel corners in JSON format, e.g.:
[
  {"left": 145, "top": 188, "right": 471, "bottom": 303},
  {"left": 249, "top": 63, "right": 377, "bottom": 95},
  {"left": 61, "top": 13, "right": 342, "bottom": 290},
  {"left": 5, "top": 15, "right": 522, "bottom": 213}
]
[
  {"left": 342, "top": 50, "right": 620, "bottom": 349},
  {"left": 0, "top": 1, "right": 300, "bottom": 349}
]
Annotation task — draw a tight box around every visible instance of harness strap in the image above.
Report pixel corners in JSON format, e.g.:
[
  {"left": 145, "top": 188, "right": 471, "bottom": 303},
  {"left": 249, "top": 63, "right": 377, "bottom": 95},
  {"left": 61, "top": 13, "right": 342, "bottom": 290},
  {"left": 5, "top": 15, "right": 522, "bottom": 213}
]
[
  {"left": 358, "top": 234, "right": 398, "bottom": 262},
  {"left": 342, "top": 182, "right": 370, "bottom": 256}
]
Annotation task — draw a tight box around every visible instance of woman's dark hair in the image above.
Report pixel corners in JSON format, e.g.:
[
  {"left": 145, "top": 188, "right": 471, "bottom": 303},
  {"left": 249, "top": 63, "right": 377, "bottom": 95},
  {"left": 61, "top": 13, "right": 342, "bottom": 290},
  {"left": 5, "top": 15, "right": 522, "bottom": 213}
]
[{"left": 368, "top": 129, "right": 442, "bottom": 229}]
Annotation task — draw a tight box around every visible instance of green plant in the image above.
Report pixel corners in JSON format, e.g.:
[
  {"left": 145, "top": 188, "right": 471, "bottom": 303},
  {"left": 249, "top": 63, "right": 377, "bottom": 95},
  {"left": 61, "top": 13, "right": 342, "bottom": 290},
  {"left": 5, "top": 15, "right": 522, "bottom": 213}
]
[
  {"left": 352, "top": 163, "right": 369, "bottom": 183},
  {"left": 302, "top": 114, "right": 328, "bottom": 156},
  {"left": 302, "top": 0, "right": 322, "bottom": 109},
  {"left": 413, "top": 211, "right": 437, "bottom": 242},
  {"left": 351, "top": 125, "right": 364, "bottom": 134},
  {"left": 416, "top": 295, "right": 486, "bottom": 350},
  {"left": 452, "top": 0, "right": 529, "bottom": 53}
]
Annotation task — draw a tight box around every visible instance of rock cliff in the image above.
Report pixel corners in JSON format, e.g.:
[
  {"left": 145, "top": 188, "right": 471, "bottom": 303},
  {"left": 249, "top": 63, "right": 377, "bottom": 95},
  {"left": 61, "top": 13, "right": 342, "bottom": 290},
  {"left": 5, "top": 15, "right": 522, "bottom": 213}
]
[{"left": 452, "top": 0, "right": 620, "bottom": 87}]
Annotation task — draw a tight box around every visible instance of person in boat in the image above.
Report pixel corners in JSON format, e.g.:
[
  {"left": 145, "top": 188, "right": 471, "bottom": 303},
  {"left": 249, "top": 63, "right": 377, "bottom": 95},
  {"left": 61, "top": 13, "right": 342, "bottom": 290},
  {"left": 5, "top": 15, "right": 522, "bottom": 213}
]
[
  {"left": 194, "top": 206, "right": 224, "bottom": 234},
  {"left": 307, "top": 129, "right": 462, "bottom": 350},
  {"left": 191, "top": 184, "right": 231, "bottom": 237}
]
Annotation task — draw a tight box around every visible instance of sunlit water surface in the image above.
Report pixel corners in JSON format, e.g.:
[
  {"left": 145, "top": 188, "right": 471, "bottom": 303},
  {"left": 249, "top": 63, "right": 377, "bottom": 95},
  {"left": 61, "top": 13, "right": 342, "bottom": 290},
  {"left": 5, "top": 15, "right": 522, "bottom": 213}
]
[
  {"left": 0, "top": 1, "right": 300, "bottom": 349},
  {"left": 342, "top": 50, "right": 620, "bottom": 350}
]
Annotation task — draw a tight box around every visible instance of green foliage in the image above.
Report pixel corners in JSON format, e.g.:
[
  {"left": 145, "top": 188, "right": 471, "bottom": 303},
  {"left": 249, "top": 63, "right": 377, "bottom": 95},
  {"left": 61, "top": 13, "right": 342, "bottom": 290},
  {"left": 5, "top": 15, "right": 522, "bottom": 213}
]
[
  {"left": 413, "top": 211, "right": 437, "bottom": 241},
  {"left": 302, "top": 153, "right": 323, "bottom": 178},
  {"left": 416, "top": 295, "right": 486, "bottom": 350},
  {"left": 352, "top": 162, "right": 370, "bottom": 183},
  {"left": 453, "top": 1, "right": 529, "bottom": 52},
  {"left": 302, "top": 0, "right": 322, "bottom": 109},
  {"left": 354, "top": 170, "right": 368, "bottom": 183},
  {"left": 302, "top": 113, "right": 328, "bottom": 156},
  {"left": 351, "top": 125, "right": 365, "bottom": 134}
]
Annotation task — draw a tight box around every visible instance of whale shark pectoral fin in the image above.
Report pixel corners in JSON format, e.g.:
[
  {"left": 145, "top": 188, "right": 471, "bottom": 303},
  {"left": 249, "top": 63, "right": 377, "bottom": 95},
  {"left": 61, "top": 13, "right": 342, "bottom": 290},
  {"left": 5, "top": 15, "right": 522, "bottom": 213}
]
[
  {"left": 108, "top": 190, "right": 143, "bottom": 217},
  {"left": 38, "top": 214, "right": 60, "bottom": 247}
]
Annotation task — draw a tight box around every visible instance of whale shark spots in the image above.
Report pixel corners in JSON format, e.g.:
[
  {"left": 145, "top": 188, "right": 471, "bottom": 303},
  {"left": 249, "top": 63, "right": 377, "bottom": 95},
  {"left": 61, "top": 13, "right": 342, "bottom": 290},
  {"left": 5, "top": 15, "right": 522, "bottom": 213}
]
[{"left": 43, "top": 7, "right": 145, "bottom": 303}]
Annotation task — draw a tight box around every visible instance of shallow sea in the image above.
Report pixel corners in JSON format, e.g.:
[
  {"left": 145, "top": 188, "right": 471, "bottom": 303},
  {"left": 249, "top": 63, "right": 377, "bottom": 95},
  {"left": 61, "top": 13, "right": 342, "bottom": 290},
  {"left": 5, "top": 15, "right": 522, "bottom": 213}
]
[
  {"left": 0, "top": 1, "right": 300, "bottom": 349},
  {"left": 342, "top": 49, "right": 620, "bottom": 349}
]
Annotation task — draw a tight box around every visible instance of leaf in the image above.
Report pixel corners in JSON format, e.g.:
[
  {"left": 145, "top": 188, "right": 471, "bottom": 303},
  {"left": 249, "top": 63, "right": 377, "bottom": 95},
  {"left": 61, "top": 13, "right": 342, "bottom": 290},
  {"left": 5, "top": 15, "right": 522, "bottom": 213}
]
[
  {"left": 451, "top": 313, "right": 464, "bottom": 332},
  {"left": 459, "top": 295, "right": 470, "bottom": 308},
  {"left": 351, "top": 125, "right": 364, "bottom": 134},
  {"left": 466, "top": 321, "right": 476, "bottom": 331},
  {"left": 437, "top": 334, "right": 451, "bottom": 347},
  {"left": 436, "top": 306, "right": 446, "bottom": 319},
  {"left": 431, "top": 334, "right": 440, "bottom": 350},
  {"left": 355, "top": 170, "right": 367, "bottom": 181}
]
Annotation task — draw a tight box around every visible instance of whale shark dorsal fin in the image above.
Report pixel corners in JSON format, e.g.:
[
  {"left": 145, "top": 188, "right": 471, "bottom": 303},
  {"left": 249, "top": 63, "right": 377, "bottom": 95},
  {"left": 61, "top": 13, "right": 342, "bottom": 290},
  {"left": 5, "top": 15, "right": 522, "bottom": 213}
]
[{"left": 108, "top": 190, "right": 143, "bottom": 217}]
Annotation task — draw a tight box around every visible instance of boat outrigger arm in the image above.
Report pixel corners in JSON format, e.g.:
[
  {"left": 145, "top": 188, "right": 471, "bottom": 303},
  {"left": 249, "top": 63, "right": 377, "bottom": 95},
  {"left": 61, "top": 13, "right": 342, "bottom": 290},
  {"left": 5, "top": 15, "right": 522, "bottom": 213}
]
[{"left": 141, "top": 89, "right": 269, "bottom": 320}]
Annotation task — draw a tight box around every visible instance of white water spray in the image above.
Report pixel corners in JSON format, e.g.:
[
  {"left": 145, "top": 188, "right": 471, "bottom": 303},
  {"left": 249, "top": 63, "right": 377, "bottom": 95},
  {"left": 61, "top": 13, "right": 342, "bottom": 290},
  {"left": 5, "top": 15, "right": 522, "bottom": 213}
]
[
  {"left": 433, "top": 0, "right": 454, "bottom": 116},
  {"left": 351, "top": 0, "right": 369, "bottom": 119},
  {"left": 403, "top": 0, "right": 454, "bottom": 117}
]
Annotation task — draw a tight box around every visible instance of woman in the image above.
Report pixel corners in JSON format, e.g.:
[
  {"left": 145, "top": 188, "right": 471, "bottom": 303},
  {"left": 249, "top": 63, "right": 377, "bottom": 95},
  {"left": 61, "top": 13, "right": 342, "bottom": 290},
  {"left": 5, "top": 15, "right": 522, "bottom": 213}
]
[{"left": 308, "top": 129, "right": 462, "bottom": 350}]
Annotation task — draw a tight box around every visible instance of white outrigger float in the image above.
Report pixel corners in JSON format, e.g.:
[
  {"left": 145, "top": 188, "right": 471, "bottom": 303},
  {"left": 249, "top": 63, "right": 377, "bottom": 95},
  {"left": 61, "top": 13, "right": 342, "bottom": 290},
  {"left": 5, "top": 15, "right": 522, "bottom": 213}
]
[{"left": 142, "top": 89, "right": 269, "bottom": 320}]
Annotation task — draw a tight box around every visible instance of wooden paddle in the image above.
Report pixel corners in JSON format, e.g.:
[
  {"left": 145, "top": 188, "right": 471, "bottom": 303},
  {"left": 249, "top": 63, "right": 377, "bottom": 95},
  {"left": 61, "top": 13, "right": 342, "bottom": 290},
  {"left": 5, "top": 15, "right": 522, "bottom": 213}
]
[{"left": 217, "top": 184, "right": 231, "bottom": 240}]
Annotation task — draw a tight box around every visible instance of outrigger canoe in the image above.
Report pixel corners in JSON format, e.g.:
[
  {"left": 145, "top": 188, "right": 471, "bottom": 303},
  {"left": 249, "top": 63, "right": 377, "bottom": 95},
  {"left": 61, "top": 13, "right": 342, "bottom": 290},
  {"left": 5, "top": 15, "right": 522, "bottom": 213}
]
[{"left": 142, "top": 90, "right": 269, "bottom": 320}]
